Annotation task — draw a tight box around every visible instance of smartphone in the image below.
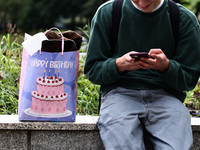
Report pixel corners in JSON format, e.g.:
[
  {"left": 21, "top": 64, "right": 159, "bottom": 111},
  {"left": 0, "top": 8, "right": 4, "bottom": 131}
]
[{"left": 129, "top": 52, "right": 152, "bottom": 60}]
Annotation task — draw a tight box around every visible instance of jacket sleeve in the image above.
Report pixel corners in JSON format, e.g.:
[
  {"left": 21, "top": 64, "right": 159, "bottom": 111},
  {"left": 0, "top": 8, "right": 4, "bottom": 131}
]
[
  {"left": 84, "top": 3, "right": 127, "bottom": 85},
  {"left": 159, "top": 6, "right": 200, "bottom": 92}
]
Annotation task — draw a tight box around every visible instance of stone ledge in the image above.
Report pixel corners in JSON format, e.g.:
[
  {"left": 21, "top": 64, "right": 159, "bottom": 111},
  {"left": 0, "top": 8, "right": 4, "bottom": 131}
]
[
  {"left": 0, "top": 115, "right": 200, "bottom": 150},
  {"left": 0, "top": 115, "right": 200, "bottom": 130},
  {"left": 191, "top": 118, "right": 200, "bottom": 132},
  {"left": 0, "top": 115, "right": 99, "bottom": 130},
  {"left": 0, "top": 115, "right": 104, "bottom": 150}
]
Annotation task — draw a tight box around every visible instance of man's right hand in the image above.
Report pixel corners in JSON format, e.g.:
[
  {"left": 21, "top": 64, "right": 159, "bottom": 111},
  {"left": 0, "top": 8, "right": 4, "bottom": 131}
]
[{"left": 116, "top": 51, "right": 140, "bottom": 74}]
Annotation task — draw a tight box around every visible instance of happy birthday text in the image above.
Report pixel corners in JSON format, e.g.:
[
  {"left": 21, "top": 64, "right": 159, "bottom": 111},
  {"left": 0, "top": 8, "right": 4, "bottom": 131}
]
[{"left": 31, "top": 60, "right": 74, "bottom": 68}]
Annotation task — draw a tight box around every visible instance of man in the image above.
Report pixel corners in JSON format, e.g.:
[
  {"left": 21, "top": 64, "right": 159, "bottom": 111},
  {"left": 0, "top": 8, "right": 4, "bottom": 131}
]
[{"left": 84, "top": 0, "right": 200, "bottom": 149}]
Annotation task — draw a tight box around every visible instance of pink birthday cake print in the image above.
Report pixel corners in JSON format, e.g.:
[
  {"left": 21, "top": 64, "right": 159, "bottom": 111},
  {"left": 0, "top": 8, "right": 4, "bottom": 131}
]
[{"left": 25, "top": 75, "right": 72, "bottom": 118}]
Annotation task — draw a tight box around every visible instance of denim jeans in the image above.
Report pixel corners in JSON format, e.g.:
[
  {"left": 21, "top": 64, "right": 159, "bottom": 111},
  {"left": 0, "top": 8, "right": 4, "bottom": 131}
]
[{"left": 97, "top": 87, "right": 193, "bottom": 150}]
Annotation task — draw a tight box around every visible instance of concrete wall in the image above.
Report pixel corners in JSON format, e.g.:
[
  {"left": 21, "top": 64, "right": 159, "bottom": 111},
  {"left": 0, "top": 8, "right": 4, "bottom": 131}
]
[{"left": 0, "top": 115, "right": 199, "bottom": 150}]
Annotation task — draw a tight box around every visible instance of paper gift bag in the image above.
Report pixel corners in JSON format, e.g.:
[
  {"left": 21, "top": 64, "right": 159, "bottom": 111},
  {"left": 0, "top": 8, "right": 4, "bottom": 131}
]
[{"left": 18, "top": 28, "right": 81, "bottom": 121}]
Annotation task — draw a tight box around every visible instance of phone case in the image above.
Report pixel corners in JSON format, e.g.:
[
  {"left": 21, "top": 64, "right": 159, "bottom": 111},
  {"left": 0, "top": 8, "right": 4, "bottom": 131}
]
[{"left": 129, "top": 52, "right": 151, "bottom": 60}]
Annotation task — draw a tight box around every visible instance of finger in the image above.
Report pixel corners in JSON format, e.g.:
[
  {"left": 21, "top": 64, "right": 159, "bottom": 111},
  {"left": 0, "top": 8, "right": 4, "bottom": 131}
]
[
  {"left": 140, "top": 57, "right": 155, "bottom": 66},
  {"left": 138, "top": 63, "right": 151, "bottom": 69},
  {"left": 138, "top": 60, "right": 151, "bottom": 69},
  {"left": 149, "top": 49, "right": 162, "bottom": 55},
  {"left": 150, "top": 54, "right": 159, "bottom": 60},
  {"left": 126, "top": 56, "right": 135, "bottom": 62}
]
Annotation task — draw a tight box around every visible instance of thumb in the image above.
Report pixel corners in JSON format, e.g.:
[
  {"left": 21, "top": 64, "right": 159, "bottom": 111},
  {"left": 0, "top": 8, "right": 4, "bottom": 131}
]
[
  {"left": 150, "top": 53, "right": 159, "bottom": 60},
  {"left": 149, "top": 48, "right": 162, "bottom": 54}
]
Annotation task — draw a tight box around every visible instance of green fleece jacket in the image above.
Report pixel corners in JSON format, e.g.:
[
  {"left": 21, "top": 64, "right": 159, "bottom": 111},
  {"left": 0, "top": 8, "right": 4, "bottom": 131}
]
[{"left": 84, "top": 0, "right": 200, "bottom": 102}]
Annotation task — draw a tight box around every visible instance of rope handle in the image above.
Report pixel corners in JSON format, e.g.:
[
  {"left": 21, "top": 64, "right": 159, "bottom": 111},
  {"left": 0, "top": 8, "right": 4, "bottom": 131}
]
[{"left": 42, "top": 27, "right": 64, "bottom": 55}]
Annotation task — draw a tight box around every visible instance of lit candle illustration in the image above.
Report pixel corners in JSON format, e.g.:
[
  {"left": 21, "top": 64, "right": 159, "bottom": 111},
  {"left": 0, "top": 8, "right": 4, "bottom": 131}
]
[
  {"left": 55, "top": 71, "right": 57, "bottom": 79},
  {"left": 49, "top": 69, "right": 51, "bottom": 77},
  {"left": 44, "top": 70, "right": 46, "bottom": 78}
]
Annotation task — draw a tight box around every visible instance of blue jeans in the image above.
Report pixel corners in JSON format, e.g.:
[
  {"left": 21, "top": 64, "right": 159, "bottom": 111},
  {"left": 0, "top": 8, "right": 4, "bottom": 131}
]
[{"left": 97, "top": 87, "right": 193, "bottom": 150}]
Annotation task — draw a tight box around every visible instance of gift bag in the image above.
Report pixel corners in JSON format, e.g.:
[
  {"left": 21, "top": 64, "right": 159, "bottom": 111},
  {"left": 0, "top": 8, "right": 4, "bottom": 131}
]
[{"left": 18, "top": 28, "right": 82, "bottom": 121}]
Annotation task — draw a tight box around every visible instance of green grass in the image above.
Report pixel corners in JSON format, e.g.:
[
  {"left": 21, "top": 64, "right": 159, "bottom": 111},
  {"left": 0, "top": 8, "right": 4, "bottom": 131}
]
[
  {"left": 77, "top": 56, "right": 100, "bottom": 115},
  {"left": 0, "top": 33, "right": 22, "bottom": 114}
]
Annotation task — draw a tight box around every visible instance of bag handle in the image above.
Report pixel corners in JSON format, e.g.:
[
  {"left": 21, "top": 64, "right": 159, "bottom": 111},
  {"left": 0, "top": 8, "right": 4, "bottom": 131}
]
[{"left": 43, "top": 27, "right": 65, "bottom": 55}]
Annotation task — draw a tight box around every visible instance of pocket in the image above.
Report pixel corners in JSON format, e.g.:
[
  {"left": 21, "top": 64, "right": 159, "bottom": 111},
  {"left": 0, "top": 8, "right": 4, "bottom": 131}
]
[{"left": 102, "top": 87, "right": 120, "bottom": 103}]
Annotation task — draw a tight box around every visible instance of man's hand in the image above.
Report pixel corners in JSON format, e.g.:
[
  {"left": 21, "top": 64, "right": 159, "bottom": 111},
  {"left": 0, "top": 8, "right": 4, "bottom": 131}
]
[
  {"left": 116, "top": 51, "right": 140, "bottom": 74},
  {"left": 139, "top": 49, "right": 169, "bottom": 73},
  {"left": 116, "top": 49, "right": 169, "bottom": 74}
]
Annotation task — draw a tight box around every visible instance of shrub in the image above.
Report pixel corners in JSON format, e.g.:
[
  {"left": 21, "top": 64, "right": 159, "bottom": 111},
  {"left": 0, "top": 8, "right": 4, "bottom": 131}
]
[
  {"left": 77, "top": 56, "right": 100, "bottom": 115},
  {"left": 0, "top": 33, "right": 22, "bottom": 114}
]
